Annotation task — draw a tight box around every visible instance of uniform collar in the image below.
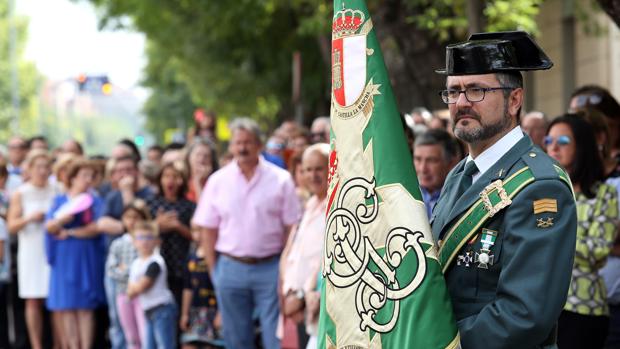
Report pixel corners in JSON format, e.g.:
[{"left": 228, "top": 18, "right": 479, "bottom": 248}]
[{"left": 466, "top": 126, "right": 524, "bottom": 183}]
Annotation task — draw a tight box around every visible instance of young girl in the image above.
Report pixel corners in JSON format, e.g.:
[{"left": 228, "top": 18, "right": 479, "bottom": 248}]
[
  {"left": 105, "top": 199, "right": 150, "bottom": 349},
  {"left": 179, "top": 229, "right": 221, "bottom": 349},
  {"left": 185, "top": 139, "right": 218, "bottom": 203},
  {"left": 127, "top": 221, "right": 177, "bottom": 349},
  {"left": 147, "top": 161, "right": 195, "bottom": 307}
]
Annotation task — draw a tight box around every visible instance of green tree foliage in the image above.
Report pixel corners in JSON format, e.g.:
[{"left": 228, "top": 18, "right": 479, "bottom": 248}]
[
  {"left": 83, "top": 0, "right": 543, "bottom": 134},
  {"left": 141, "top": 42, "right": 198, "bottom": 143},
  {"left": 0, "top": 2, "right": 41, "bottom": 142}
]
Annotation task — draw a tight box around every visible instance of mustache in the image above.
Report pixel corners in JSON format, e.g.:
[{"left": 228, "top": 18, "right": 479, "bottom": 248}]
[
  {"left": 238, "top": 150, "right": 250, "bottom": 156},
  {"left": 454, "top": 108, "right": 481, "bottom": 122}
]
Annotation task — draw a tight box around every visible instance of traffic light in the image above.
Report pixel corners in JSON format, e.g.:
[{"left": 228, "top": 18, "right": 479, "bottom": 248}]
[
  {"left": 134, "top": 135, "right": 145, "bottom": 147},
  {"left": 77, "top": 74, "right": 87, "bottom": 91},
  {"left": 75, "top": 74, "right": 112, "bottom": 95},
  {"left": 102, "top": 82, "right": 113, "bottom": 95}
]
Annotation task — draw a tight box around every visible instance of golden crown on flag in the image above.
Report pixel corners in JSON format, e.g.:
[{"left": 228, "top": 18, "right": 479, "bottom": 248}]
[{"left": 332, "top": 8, "right": 365, "bottom": 38}]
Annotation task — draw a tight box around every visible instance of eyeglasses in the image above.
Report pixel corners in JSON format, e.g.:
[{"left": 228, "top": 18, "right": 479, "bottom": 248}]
[
  {"left": 439, "top": 87, "right": 514, "bottom": 104},
  {"left": 543, "top": 135, "right": 571, "bottom": 146}
]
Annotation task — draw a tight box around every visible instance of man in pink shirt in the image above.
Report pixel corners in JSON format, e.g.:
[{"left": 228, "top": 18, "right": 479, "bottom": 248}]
[{"left": 193, "top": 117, "right": 301, "bottom": 349}]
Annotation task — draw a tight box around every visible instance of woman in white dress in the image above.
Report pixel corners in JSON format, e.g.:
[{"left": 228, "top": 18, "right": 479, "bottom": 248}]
[{"left": 7, "top": 149, "right": 56, "bottom": 349}]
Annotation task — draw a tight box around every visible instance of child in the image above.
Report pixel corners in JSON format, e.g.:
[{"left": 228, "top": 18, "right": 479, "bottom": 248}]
[
  {"left": 127, "top": 221, "right": 177, "bottom": 349},
  {"left": 146, "top": 161, "right": 195, "bottom": 308},
  {"left": 179, "top": 229, "right": 221, "bottom": 349},
  {"left": 105, "top": 199, "right": 150, "bottom": 349}
]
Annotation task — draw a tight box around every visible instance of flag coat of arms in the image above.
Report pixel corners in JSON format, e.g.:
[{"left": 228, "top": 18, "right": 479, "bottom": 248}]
[{"left": 318, "top": 1, "right": 460, "bottom": 348}]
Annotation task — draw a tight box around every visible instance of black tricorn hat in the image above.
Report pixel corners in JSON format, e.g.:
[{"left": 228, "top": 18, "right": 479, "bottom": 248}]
[{"left": 435, "top": 31, "right": 553, "bottom": 75}]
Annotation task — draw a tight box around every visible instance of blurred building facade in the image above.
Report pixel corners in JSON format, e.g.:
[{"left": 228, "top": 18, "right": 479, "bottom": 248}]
[{"left": 526, "top": 0, "right": 620, "bottom": 116}]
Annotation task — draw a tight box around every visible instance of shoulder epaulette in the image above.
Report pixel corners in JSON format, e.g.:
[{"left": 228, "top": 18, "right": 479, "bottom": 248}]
[
  {"left": 520, "top": 147, "right": 573, "bottom": 195},
  {"left": 520, "top": 147, "right": 557, "bottom": 180}
]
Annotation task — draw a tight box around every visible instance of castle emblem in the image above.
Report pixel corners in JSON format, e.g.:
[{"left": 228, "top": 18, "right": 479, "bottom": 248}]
[{"left": 332, "top": 8, "right": 367, "bottom": 107}]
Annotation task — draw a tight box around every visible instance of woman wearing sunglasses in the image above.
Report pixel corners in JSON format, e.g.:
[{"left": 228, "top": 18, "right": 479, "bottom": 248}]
[
  {"left": 545, "top": 114, "right": 619, "bottom": 349},
  {"left": 569, "top": 85, "right": 620, "bottom": 169}
]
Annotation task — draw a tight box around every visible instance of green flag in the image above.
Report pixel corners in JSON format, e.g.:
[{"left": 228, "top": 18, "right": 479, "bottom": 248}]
[{"left": 318, "top": 1, "right": 459, "bottom": 348}]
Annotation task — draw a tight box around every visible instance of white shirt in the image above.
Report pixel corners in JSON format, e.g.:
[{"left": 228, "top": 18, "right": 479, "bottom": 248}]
[
  {"left": 466, "top": 126, "right": 524, "bottom": 184},
  {"left": 129, "top": 253, "right": 174, "bottom": 311},
  {"left": 282, "top": 196, "right": 327, "bottom": 294}
]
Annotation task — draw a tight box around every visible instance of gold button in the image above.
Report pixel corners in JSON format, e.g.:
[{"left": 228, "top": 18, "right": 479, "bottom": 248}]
[{"left": 529, "top": 152, "right": 536, "bottom": 157}]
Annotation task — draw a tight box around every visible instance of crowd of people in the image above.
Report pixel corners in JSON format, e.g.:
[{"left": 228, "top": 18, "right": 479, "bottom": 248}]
[
  {"left": 0, "top": 82, "right": 618, "bottom": 349},
  {"left": 0, "top": 112, "right": 332, "bottom": 349}
]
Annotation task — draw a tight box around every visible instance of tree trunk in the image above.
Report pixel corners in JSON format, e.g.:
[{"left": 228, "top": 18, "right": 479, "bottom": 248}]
[
  {"left": 598, "top": 0, "right": 620, "bottom": 28},
  {"left": 466, "top": 0, "right": 486, "bottom": 35},
  {"left": 374, "top": 0, "right": 452, "bottom": 113}
]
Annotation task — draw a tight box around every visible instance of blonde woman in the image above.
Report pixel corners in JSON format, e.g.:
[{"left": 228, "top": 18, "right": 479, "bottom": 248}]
[{"left": 8, "top": 150, "right": 57, "bottom": 349}]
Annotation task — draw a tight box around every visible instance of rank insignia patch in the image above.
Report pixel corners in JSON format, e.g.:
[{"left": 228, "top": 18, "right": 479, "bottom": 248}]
[
  {"left": 533, "top": 198, "right": 557, "bottom": 214},
  {"left": 536, "top": 217, "right": 554, "bottom": 228}
]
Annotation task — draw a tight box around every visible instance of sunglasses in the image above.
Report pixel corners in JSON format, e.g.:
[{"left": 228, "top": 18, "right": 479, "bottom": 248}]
[
  {"left": 135, "top": 235, "right": 156, "bottom": 241},
  {"left": 543, "top": 135, "right": 571, "bottom": 146},
  {"left": 266, "top": 141, "right": 285, "bottom": 151},
  {"left": 573, "top": 94, "right": 602, "bottom": 108}
]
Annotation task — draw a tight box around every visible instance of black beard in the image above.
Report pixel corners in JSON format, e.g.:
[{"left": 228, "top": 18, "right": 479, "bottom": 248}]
[{"left": 453, "top": 108, "right": 511, "bottom": 144}]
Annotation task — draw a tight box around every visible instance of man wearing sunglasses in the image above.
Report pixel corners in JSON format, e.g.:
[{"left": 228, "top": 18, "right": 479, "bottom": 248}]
[{"left": 430, "top": 31, "right": 577, "bottom": 349}]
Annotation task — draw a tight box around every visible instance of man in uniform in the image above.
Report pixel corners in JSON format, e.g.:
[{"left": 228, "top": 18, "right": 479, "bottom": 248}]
[{"left": 430, "top": 31, "right": 577, "bottom": 348}]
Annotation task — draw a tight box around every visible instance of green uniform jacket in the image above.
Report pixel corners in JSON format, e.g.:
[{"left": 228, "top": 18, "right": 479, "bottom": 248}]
[{"left": 430, "top": 135, "right": 577, "bottom": 349}]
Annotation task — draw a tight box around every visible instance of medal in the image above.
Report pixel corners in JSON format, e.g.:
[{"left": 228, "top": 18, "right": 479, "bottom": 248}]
[
  {"left": 475, "top": 248, "right": 494, "bottom": 269},
  {"left": 475, "top": 229, "right": 497, "bottom": 269},
  {"left": 457, "top": 251, "right": 473, "bottom": 267}
]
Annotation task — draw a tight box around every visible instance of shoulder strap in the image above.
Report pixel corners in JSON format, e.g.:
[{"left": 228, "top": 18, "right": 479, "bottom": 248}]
[
  {"left": 552, "top": 164, "right": 573, "bottom": 194},
  {"left": 438, "top": 166, "right": 536, "bottom": 273},
  {"left": 521, "top": 149, "right": 573, "bottom": 195}
]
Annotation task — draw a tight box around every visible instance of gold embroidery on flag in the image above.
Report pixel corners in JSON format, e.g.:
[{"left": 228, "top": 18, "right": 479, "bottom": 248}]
[
  {"left": 326, "top": 336, "right": 336, "bottom": 349},
  {"left": 332, "top": 80, "right": 381, "bottom": 120},
  {"left": 360, "top": 18, "right": 373, "bottom": 35},
  {"left": 332, "top": 51, "right": 342, "bottom": 89}
]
